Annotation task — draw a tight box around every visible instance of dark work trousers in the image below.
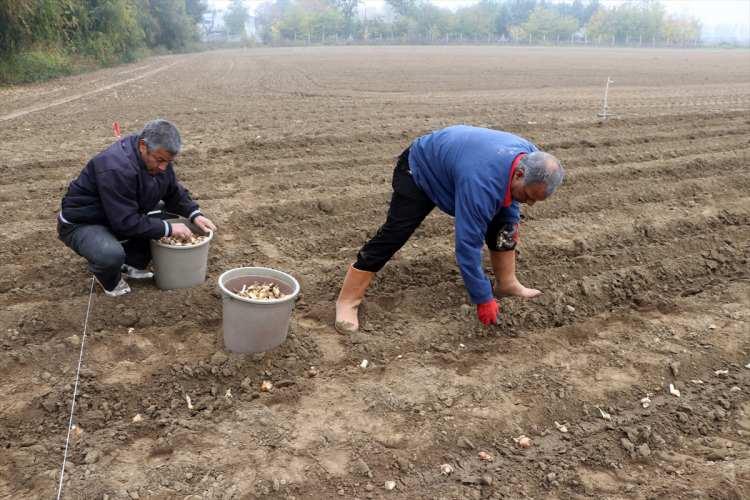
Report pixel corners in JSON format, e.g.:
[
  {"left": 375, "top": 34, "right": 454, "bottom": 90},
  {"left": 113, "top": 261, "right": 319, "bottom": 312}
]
[
  {"left": 354, "top": 148, "right": 519, "bottom": 273},
  {"left": 354, "top": 148, "right": 436, "bottom": 272},
  {"left": 57, "top": 219, "right": 154, "bottom": 291}
]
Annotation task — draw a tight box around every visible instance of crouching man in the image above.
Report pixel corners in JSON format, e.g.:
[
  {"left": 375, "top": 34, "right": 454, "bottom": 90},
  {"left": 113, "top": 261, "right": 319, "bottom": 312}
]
[{"left": 57, "top": 119, "right": 216, "bottom": 296}]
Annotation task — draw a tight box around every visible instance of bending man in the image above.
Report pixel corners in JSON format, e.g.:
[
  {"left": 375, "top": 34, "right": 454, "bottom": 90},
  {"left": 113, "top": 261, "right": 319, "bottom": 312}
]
[
  {"left": 58, "top": 119, "right": 216, "bottom": 296},
  {"left": 335, "top": 124, "right": 564, "bottom": 332}
]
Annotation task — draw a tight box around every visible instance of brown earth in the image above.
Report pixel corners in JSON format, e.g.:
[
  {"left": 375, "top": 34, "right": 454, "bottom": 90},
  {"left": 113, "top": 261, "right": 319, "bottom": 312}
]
[{"left": 1, "top": 46, "right": 749, "bottom": 499}]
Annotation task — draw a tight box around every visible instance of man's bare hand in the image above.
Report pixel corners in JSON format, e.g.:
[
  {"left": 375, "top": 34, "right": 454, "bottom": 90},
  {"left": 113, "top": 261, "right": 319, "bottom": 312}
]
[
  {"left": 194, "top": 215, "right": 217, "bottom": 233},
  {"left": 171, "top": 222, "right": 194, "bottom": 239}
]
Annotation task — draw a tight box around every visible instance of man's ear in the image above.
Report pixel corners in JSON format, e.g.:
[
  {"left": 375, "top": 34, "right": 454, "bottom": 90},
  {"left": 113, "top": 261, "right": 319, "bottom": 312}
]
[{"left": 514, "top": 167, "right": 524, "bottom": 180}]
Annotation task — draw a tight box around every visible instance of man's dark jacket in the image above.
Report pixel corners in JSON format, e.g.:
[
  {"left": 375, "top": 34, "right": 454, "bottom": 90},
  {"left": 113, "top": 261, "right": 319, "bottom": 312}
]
[{"left": 61, "top": 134, "right": 200, "bottom": 239}]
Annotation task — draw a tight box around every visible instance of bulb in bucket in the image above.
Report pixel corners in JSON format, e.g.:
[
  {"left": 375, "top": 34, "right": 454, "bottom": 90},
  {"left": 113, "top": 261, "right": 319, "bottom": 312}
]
[
  {"left": 159, "top": 234, "right": 209, "bottom": 246},
  {"left": 234, "top": 281, "right": 286, "bottom": 300}
]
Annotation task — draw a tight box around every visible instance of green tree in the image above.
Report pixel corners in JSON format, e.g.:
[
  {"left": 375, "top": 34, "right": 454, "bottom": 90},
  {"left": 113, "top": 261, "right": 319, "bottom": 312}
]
[
  {"left": 555, "top": 0, "right": 599, "bottom": 25},
  {"left": 413, "top": 2, "right": 451, "bottom": 39},
  {"left": 224, "top": 0, "right": 250, "bottom": 37},
  {"left": 140, "top": 0, "right": 198, "bottom": 50},
  {"left": 521, "top": 6, "right": 579, "bottom": 41},
  {"left": 586, "top": 1, "right": 666, "bottom": 44},
  {"left": 329, "top": 0, "right": 359, "bottom": 37},
  {"left": 0, "top": 0, "right": 71, "bottom": 54},
  {"left": 506, "top": 0, "right": 537, "bottom": 25},
  {"left": 662, "top": 15, "right": 701, "bottom": 44},
  {"left": 455, "top": 1, "right": 495, "bottom": 38},
  {"left": 384, "top": 0, "right": 420, "bottom": 18},
  {"left": 77, "top": 0, "right": 144, "bottom": 61},
  {"left": 186, "top": 0, "right": 207, "bottom": 24}
]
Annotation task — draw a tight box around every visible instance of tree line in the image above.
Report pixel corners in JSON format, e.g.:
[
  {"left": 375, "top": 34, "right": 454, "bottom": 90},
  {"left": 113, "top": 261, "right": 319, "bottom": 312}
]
[
  {"left": 245, "top": 0, "right": 700, "bottom": 46},
  {"left": 1, "top": 0, "right": 705, "bottom": 85},
  {"left": 0, "top": 0, "right": 206, "bottom": 83}
]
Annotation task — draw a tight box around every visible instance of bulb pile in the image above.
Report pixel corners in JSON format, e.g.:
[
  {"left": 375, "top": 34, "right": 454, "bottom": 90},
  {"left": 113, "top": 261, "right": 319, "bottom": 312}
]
[
  {"left": 235, "top": 282, "right": 285, "bottom": 300},
  {"left": 159, "top": 234, "right": 208, "bottom": 246}
]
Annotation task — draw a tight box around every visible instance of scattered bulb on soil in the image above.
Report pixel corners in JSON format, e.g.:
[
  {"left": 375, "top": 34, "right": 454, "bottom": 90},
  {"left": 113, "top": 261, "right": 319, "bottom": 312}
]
[
  {"left": 160, "top": 234, "right": 208, "bottom": 246},
  {"left": 224, "top": 389, "right": 233, "bottom": 399},
  {"left": 513, "top": 436, "right": 532, "bottom": 449},
  {"left": 260, "top": 380, "right": 273, "bottom": 392},
  {"left": 640, "top": 396, "right": 652, "bottom": 409},
  {"left": 597, "top": 407, "right": 612, "bottom": 421},
  {"left": 745, "top": 363, "right": 750, "bottom": 369},
  {"left": 132, "top": 414, "right": 143, "bottom": 423},
  {"left": 730, "top": 386, "right": 741, "bottom": 392},
  {"left": 554, "top": 421, "right": 568, "bottom": 433},
  {"left": 384, "top": 480, "right": 396, "bottom": 490},
  {"left": 691, "top": 379, "right": 704, "bottom": 384},
  {"left": 478, "top": 451, "right": 494, "bottom": 461},
  {"left": 127, "top": 327, "right": 135, "bottom": 334},
  {"left": 307, "top": 366, "right": 318, "bottom": 378},
  {"left": 360, "top": 359, "right": 369, "bottom": 369},
  {"left": 235, "top": 282, "right": 285, "bottom": 300},
  {"left": 72, "top": 424, "right": 84, "bottom": 437},
  {"left": 440, "top": 464, "right": 454, "bottom": 475},
  {"left": 714, "top": 369, "right": 729, "bottom": 376},
  {"left": 708, "top": 324, "right": 717, "bottom": 330},
  {"left": 185, "top": 394, "right": 194, "bottom": 410},
  {"left": 669, "top": 384, "right": 681, "bottom": 397}
]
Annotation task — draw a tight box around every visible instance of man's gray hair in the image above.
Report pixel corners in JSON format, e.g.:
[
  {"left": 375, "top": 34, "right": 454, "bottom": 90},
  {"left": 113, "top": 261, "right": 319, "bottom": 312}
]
[
  {"left": 140, "top": 119, "right": 181, "bottom": 155},
  {"left": 519, "top": 151, "right": 564, "bottom": 196}
]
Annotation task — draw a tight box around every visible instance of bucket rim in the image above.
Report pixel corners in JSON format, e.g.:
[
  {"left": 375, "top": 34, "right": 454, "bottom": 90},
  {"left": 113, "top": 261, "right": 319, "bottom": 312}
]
[
  {"left": 218, "top": 266, "right": 300, "bottom": 304},
  {"left": 152, "top": 229, "right": 213, "bottom": 249}
]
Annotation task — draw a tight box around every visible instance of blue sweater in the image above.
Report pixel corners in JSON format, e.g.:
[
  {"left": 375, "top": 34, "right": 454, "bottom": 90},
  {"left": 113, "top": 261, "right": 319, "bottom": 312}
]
[
  {"left": 408, "top": 125, "right": 538, "bottom": 304},
  {"left": 61, "top": 134, "right": 200, "bottom": 239}
]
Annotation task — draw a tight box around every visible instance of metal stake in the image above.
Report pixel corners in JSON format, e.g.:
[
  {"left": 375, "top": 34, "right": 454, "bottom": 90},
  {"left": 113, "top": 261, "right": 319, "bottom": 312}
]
[{"left": 597, "top": 76, "right": 616, "bottom": 120}]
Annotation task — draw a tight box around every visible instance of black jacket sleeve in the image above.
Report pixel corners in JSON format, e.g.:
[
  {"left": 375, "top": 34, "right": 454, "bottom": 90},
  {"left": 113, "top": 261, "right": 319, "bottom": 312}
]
[{"left": 162, "top": 166, "right": 201, "bottom": 220}]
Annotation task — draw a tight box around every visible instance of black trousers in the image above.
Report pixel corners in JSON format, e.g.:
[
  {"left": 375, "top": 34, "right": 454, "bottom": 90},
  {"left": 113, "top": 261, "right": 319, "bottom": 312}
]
[
  {"left": 354, "top": 148, "right": 518, "bottom": 273},
  {"left": 57, "top": 219, "right": 152, "bottom": 290},
  {"left": 57, "top": 204, "right": 172, "bottom": 290}
]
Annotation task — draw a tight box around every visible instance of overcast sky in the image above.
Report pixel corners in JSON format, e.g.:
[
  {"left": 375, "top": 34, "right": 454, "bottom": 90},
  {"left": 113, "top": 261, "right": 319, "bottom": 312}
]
[{"left": 207, "top": 0, "right": 750, "bottom": 28}]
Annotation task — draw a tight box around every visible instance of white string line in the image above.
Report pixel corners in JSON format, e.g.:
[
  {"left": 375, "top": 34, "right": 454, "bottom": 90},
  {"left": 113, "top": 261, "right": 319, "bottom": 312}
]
[{"left": 56, "top": 276, "right": 96, "bottom": 500}]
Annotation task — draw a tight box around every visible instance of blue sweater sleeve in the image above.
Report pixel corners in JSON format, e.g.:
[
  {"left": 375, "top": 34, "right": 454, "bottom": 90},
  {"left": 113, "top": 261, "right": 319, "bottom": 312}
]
[
  {"left": 97, "top": 166, "right": 168, "bottom": 239},
  {"left": 454, "top": 178, "right": 496, "bottom": 304}
]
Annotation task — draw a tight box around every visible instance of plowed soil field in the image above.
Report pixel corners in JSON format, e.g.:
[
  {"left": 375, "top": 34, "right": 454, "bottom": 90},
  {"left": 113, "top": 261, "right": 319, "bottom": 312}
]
[{"left": 1, "top": 46, "right": 749, "bottom": 499}]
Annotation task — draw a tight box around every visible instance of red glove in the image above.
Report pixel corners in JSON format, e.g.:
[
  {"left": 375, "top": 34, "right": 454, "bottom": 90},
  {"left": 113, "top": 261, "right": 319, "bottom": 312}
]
[{"left": 476, "top": 299, "right": 499, "bottom": 325}]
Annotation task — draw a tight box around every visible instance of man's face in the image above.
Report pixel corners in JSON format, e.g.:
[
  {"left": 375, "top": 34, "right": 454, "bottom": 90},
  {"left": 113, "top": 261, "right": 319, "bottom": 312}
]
[
  {"left": 139, "top": 140, "right": 175, "bottom": 175},
  {"left": 510, "top": 169, "right": 548, "bottom": 206}
]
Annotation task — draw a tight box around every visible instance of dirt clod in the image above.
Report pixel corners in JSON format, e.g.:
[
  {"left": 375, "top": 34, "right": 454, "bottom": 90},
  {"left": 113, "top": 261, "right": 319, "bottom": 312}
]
[{"left": 458, "top": 436, "right": 475, "bottom": 450}]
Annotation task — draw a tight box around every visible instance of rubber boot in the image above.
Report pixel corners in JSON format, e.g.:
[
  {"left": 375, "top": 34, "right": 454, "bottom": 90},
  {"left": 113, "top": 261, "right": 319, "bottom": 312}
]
[
  {"left": 335, "top": 264, "right": 374, "bottom": 334},
  {"left": 490, "top": 250, "right": 542, "bottom": 299}
]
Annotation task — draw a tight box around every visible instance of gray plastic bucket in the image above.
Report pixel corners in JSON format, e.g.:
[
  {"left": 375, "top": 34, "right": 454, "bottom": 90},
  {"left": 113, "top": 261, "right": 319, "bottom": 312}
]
[
  {"left": 150, "top": 219, "right": 212, "bottom": 290},
  {"left": 218, "top": 267, "right": 300, "bottom": 353}
]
